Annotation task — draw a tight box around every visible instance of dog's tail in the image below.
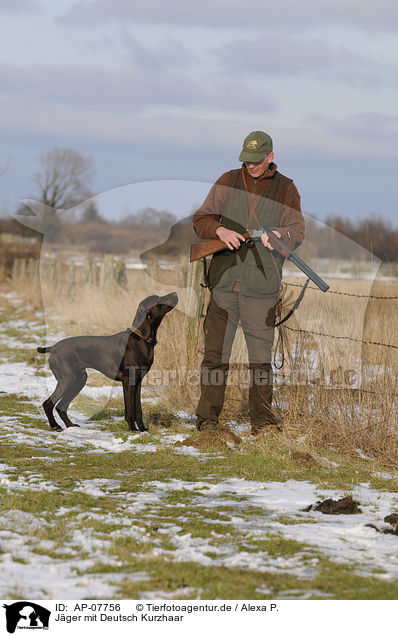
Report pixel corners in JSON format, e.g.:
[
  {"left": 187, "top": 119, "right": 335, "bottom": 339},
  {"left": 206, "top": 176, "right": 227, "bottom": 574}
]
[{"left": 37, "top": 346, "right": 52, "bottom": 354}]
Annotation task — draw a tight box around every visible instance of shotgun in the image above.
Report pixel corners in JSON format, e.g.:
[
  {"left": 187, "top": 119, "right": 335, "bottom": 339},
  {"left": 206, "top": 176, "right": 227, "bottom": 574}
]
[{"left": 190, "top": 224, "right": 329, "bottom": 293}]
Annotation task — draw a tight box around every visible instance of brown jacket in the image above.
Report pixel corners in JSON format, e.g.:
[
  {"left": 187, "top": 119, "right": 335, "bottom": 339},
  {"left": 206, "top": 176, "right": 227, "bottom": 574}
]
[{"left": 193, "top": 163, "right": 305, "bottom": 251}]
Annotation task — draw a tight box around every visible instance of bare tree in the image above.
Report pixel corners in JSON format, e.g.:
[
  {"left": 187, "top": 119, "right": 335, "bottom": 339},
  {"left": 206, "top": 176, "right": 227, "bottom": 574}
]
[
  {"left": 81, "top": 201, "right": 107, "bottom": 224},
  {"left": 33, "top": 148, "right": 95, "bottom": 209}
]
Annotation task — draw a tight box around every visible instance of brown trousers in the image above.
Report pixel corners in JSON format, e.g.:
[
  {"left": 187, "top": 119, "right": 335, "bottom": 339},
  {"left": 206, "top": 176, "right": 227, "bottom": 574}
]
[{"left": 196, "top": 289, "right": 277, "bottom": 427}]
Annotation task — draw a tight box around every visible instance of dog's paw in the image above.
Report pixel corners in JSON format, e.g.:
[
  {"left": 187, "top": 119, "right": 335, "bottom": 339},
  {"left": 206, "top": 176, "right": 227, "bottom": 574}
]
[
  {"left": 50, "top": 424, "right": 63, "bottom": 432},
  {"left": 128, "top": 422, "right": 148, "bottom": 432}
]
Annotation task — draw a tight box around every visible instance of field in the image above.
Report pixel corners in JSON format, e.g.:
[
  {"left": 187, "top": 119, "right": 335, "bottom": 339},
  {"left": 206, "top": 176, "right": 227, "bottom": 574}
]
[{"left": 1, "top": 252, "right": 398, "bottom": 600}]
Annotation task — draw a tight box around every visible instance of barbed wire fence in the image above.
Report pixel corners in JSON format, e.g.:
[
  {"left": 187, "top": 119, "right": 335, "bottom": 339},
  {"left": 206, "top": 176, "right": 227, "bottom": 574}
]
[
  {"left": 285, "top": 281, "right": 398, "bottom": 300},
  {"left": 282, "top": 281, "right": 398, "bottom": 351},
  {"left": 270, "top": 281, "right": 398, "bottom": 398}
]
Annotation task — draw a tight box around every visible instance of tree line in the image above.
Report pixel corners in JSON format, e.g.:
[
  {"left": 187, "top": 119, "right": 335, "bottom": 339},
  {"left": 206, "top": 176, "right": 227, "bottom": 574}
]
[
  {"left": 3, "top": 207, "right": 397, "bottom": 262},
  {"left": 324, "top": 215, "right": 398, "bottom": 262},
  {"left": 1, "top": 147, "right": 397, "bottom": 261}
]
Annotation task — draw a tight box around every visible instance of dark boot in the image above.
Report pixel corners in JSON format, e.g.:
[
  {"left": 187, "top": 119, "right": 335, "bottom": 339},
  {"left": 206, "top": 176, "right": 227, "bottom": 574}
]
[
  {"left": 249, "top": 363, "right": 281, "bottom": 436},
  {"left": 251, "top": 418, "right": 282, "bottom": 437},
  {"left": 196, "top": 419, "right": 218, "bottom": 432},
  {"left": 196, "top": 364, "right": 229, "bottom": 429},
  {"left": 195, "top": 292, "right": 238, "bottom": 430}
]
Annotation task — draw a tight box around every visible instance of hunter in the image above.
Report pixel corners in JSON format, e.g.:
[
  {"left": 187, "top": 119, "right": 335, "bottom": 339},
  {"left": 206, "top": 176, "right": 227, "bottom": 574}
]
[{"left": 193, "top": 130, "right": 305, "bottom": 436}]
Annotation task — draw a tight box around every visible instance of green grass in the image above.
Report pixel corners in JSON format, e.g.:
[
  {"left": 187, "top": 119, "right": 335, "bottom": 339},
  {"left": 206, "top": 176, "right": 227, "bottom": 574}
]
[
  {"left": 2, "top": 418, "right": 398, "bottom": 494},
  {"left": 2, "top": 397, "right": 398, "bottom": 599},
  {"left": 113, "top": 556, "right": 398, "bottom": 600},
  {"left": 2, "top": 295, "right": 398, "bottom": 600}
]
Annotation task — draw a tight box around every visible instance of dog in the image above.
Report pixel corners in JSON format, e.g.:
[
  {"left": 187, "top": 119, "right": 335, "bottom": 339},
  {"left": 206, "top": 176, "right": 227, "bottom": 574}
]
[{"left": 37, "top": 292, "right": 178, "bottom": 432}]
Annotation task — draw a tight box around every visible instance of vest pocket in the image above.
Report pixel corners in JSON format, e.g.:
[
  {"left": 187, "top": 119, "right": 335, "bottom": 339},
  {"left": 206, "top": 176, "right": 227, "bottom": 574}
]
[
  {"left": 208, "top": 252, "right": 237, "bottom": 290},
  {"left": 241, "top": 262, "right": 281, "bottom": 296},
  {"left": 213, "top": 266, "right": 236, "bottom": 290}
]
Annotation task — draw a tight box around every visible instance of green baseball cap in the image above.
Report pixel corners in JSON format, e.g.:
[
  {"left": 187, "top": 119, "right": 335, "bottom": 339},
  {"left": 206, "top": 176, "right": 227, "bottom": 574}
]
[{"left": 239, "top": 131, "right": 273, "bottom": 162}]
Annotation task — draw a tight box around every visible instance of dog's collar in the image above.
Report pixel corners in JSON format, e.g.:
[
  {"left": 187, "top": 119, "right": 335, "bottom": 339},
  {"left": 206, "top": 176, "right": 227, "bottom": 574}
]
[{"left": 127, "top": 327, "right": 158, "bottom": 346}]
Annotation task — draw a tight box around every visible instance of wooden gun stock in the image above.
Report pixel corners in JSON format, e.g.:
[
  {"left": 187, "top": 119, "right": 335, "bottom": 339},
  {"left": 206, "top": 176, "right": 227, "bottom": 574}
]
[
  {"left": 190, "top": 227, "right": 329, "bottom": 293},
  {"left": 190, "top": 233, "right": 250, "bottom": 262}
]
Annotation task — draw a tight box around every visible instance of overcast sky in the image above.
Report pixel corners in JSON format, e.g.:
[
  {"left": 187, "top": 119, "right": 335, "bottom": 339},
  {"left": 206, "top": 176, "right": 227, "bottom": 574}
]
[{"left": 0, "top": 0, "right": 397, "bottom": 223}]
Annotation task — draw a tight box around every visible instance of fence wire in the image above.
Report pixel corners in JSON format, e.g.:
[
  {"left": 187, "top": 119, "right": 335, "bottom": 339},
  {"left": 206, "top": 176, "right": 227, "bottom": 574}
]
[
  {"left": 283, "top": 326, "right": 398, "bottom": 350},
  {"left": 285, "top": 281, "right": 398, "bottom": 300},
  {"left": 283, "top": 281, "right": 398, "bottom": 351}
]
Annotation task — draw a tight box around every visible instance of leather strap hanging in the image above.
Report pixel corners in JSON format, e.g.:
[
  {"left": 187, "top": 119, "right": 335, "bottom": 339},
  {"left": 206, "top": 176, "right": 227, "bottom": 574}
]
[
  {"left": 242, "top": 168, "right": 263, "bottom": 229},
  {"left": 200, "top": 256, "right": 209, "bottom": 288},
  {"left": 241, "top": 167, "right": 311, "bottom": 368},
  {"left": 241, "top": 167, "right": 309, "bottom": 325},
  {"left": 273, "top": 278, "right": 310, "bottom": 327}
]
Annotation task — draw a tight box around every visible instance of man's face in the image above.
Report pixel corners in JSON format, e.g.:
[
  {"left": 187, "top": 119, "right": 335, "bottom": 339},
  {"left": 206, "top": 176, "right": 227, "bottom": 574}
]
[{"left": 245, "top": 151, "right": 274, "bottom": 178}]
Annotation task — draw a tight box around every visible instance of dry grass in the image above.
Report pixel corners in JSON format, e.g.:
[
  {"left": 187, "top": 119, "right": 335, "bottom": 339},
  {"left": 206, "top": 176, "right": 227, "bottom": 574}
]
[
  {"left": 4, "top": 254, "right": 398, "bottom": 467},
  {"left": 271, "top": 275, "right": 398, "bottom": 466}
]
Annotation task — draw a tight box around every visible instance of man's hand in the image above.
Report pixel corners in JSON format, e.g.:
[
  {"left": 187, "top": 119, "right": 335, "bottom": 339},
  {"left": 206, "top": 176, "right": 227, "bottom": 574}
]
[
  {"left": 261, "top": 229, "right": 281, "bottom": 251},
  {"left": 216, "top": 226, "right": 245, "bottom": 250}
]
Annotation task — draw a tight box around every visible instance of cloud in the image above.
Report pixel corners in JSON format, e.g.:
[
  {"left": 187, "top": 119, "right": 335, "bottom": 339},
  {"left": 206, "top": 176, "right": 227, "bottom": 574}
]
[
  {"left": 213, "top": 34, "right": 382, "bottom": 86},
  {"left": 3, "top": 109, "right": 398, "bottom": 225},
  {"left": 122, "top": 34, "right": 198, "bottom": 71},
  {"left": 0, "top": 0, "right": 42, "bottom": 11},
  {"left": 310, "top": 112, "right": 398, "bottom": 144},
  {"left": 57, "top": 0, "right": 398, "bottom": 32},
  {"left": 0, "top": 61, "right": 277, "bottom": 117},
  {"left": 0, "top": 63, "right": 201, "bottom": 110},
  {"left": 1, "top": 88, "right": 273, "bottom": 153}
]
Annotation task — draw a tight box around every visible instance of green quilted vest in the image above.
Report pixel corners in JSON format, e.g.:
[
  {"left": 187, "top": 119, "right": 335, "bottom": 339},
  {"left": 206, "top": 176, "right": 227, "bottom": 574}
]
[{"left": 207, "top": 169, "right": 292, "bottom": 297}]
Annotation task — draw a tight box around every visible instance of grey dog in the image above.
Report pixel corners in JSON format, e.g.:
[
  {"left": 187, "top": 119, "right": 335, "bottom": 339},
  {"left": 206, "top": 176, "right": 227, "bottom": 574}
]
[{"left": 37, "top": 292, "right": 178, "bottom": 432}]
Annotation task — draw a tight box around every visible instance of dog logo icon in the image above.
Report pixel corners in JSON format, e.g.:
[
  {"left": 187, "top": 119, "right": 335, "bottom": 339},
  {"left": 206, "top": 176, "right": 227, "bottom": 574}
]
[{"left": 3, "top": 602, "right": 51, "bottom": 634}]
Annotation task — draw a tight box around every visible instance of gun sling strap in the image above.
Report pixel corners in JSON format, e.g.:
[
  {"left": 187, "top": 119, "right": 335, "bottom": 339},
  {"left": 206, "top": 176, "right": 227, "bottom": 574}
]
[
  {"left": 242, "top": 167, "right": 311, "bottom": 327},
  {"left": 200, "top": 256, "right": 210, "bottom": 288},
  {"left": 273, "top": 278, "right": 310, "bottom": 328},
  {"left": 196, "top": 167, "right": 310, "bottom": 369}
]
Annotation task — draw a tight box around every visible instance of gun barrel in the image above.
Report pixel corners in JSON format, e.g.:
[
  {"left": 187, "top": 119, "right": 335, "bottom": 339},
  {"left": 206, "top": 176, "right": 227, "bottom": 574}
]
[
  {"left": 261, "top": 224, "right": 329, "bottom": 293},
  {"left": 190, "top": 226, "right": 329, "bottom": 293},
  {"left": 289, "top": 252, "right": 329, "bottom": 292}
]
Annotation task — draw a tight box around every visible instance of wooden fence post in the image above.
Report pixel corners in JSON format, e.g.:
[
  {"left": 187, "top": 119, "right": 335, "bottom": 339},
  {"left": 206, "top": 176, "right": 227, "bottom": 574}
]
[
  {"left": 186, "top": 259, "right": 207, "bottom": 362},
  {"left": 68, "top": 261, "right": 76, "bottom": 296},
  {"left": 25, "top": 258, "right": 38, "bottom": 281},
  {"left": 83, "top": 256, "right": 94, "bottom": 286},
  {"left": 114, "top": 259, "right": 127, "bottom": 287},
  {"left": 99, "top": 255, "right": 115, "bottom": 291},
  {"left": 12, "top": 258, "right": 22, "bottom": 279},
  {"left": 179, "top": 254, "right": 188, "bottom": 287}
]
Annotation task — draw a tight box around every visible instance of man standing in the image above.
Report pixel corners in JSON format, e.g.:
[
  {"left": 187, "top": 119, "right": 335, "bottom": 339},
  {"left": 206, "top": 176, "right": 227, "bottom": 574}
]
[{"left": 193, "top": 131, "right": 305, "bottom": 436}]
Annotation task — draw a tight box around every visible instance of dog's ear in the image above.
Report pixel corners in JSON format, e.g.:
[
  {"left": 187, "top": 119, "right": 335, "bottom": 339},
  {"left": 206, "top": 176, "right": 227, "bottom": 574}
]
[{"left": 132, "top": 303, "right": 152, "bottom": 338}]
